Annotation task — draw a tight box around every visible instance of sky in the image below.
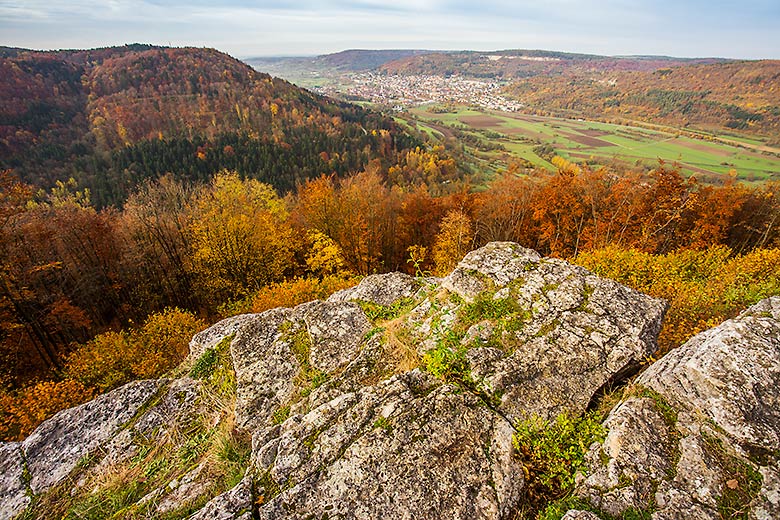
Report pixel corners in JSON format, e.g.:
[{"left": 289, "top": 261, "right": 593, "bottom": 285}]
[{"left": 1, "top": 0, "right": 779, "bottom": 60}]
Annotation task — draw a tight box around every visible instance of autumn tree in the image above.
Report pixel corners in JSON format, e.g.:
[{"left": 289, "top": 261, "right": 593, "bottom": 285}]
[
  {"left": 432, "top": 208, "right": 474, "bottom": 275},
  {"left": 120, "top": 174, "right": 197, "bottom": 312},
  {"left": 474, "top": 173, "right": 539, "bottom": 247},
  {"left": 189, "top": 171, "right": 295, "bottom": 303}
]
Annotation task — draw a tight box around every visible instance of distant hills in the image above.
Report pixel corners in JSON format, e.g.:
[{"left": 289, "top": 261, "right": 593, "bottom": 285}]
[
  {"left": 247, "top": 49, "right": 432, "bottom": 73},
  {"left": 378, "top": 49, "right": 727, "bottom": 77},
  {"left": 0, "top": 45, "right": 415, "bottom": 206},
  {"left": 503, "top": 59, "right": 780, "bottom": 141},
  {"left": 255, "top": 48, "right": 779, "bottom": 142}
]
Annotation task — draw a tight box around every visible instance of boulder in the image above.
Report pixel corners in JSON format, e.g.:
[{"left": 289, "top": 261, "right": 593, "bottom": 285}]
[
  {"left": 3, "top": 242, "right": 686, "bottom": 520},
  {"left": 328, "top": 271, "right": 421, "bottom": 306},
  {"left": 0, "top": 443, "right": 27, "bottom": 520},
  {"left": 411, "top": 242, "right": 668, "bottom": 421},
  {"left": 252, "top": 370, "right": 524, "bottom": 520},
  {"left": 639, "top": 296, "right": 780, "bottom": 452},
  {"left": 22, "top": 379, "right": 162, "bottom": 495},
  {"left": 189, "top": 313, "right": 258, "bottom": 360},
  {"left": 579, "top": 297, "right": 780, "bottom": 520}
]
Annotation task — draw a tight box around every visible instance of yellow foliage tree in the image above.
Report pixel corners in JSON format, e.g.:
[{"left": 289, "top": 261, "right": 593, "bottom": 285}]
[
  {"left": 576, "top": 245, "right": 780, "bottom": 356},
  {"left": 305, "top": 229, "right": 349, "bottom": 277},
  {"left": 189, "top": 171, "right": 295, "bottom": 302},
  {"left": 0, "top": 380, "right": 95, "bottom": 440},
  {"left": 432, "top": 209, "right": 474, "bottom": 276},
  {"left": 66, "top": 308, "right": 204, "bottom": 391}
]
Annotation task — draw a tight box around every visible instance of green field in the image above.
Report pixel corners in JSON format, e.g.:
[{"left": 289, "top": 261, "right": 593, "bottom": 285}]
[{"left": 405, "top": 106, "right": 780, "bottom": 184}]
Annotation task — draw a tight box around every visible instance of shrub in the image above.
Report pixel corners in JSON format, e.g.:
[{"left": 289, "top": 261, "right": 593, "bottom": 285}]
[
  {"left": 66, "top": 308, "right": 205, "bottom": 391},
  {"left": 0, "top": 380, "right": 95, "bottom": 440},
  {"left": 241, "top": 275, "right": 361, "bottom": 315},
  {"left": 513, "top": 411, "right": 605, "bottom": 518},
  {"left": 575, "top": 246, "right": 780, "bottom": 355}
]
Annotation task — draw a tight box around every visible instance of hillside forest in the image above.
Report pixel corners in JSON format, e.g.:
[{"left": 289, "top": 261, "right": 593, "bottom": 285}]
[{"left": 2, "top": 46, "right": 780, "bottom": 442}]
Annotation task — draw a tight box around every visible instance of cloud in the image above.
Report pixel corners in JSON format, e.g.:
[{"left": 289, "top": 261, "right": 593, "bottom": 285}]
[{"left": 0, "top": 0, "right": 777, "bottom": 58}]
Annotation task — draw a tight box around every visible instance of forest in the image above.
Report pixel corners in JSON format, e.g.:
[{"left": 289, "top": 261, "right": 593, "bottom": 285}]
[
  {"left": 2, "top": 44, "right": 780, "bottom": 443},
  {"left": 0, "top": 45, "right": 416, "bottom": 207},
  {"left": 2, "top": 154, "right": 780, "bottom": 440}
]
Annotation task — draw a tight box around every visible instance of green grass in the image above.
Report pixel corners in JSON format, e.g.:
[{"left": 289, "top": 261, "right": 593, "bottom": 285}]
[{"left": 404, "top": 105, "right": 780, "bottom": 183}]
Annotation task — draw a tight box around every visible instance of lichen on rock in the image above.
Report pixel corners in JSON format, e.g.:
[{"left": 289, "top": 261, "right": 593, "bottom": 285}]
[
  {"left": 578, "top": 297, "right": 780, "bottom": 520},
  {"left": 22, "top": 242, "right": 780, "bottom": 520}
]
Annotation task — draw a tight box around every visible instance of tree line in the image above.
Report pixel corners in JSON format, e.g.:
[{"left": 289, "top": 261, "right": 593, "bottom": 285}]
[{"left": 2, "top": 157, "right": 780, "bottom": 439}]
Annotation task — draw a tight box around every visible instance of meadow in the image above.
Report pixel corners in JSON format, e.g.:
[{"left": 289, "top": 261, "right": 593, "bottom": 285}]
[{"left": 406, "top": 106, "right": 780, "bottom": 183}]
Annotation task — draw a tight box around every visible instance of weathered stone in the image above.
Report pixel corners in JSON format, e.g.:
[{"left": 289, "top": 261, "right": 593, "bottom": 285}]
[
  {"left": 639, "top": 296, "right": 780, "bottom": 452},
  {"left": 299, "top": 300, "right": 371, "bottom": 373},
  {"left": 561, "top": 511, "right": 602, "bottom": 520},
  {"left": 579, "top": 297, "right": 780, "bottom": 520},
  {"left": 7, "top": 242, "right": 697, "bottom": 520},
  {"left": 189, "top": 313, "right": 257, "bottom": 360},
  {"left": 231, "top": 302, "right": 372, "bottom": 430},
  {"left": 253, "top": 370, "right": 524, "bottom": 520},
  {"left": 579, "top": 397, "right": 674, "bottom": 517},
  {"left": 86, "top": 377, "right": 204, "bottom": 479},
  {"left": 442, "top": 242, "right": 541, "bottom": 300},
  {"left": 0, "top": 442, "right": 28, "bottom": 520},
  {"left": 190, "top": 474, "right": 253, "bottom": 520},
  {"left": 413, "top": 242, "right": 667, "bottom": 421},
  {"left": 755, "top": 465, "right": 780, "bottom": 520},
  {"left": 155, "top": 460, "right": 214, "bottom": 514},
  {"left": 328, "top": 272, "right": 420, "bottom": 306},
  {"left": 22, "top": 379, "right": 161, "bottom": 495}
]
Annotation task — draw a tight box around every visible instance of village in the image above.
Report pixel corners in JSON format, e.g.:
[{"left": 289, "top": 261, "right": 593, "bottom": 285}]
[{"left": 313, "top": 72, "right": 525, "bottom": 112}]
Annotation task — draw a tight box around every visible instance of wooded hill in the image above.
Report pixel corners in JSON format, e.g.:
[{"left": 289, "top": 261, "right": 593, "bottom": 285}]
[
  {"left": 0, "top": 45, "right": 418, "bottom": 206},
  {"left": 375, "top": 49, "right": 779, "bottom": 141},
  {"left": 378, "top": 49, "right": 724, "bottom": 78},
  {"left": 503, "top": 59, "right": 780, "bottom": 142}
]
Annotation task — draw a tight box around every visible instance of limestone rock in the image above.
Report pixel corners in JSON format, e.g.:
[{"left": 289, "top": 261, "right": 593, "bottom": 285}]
[
  {"left": 328, "top": 271, "right": 420, "bottom": 306},
  {"left": 22, "top": 379, "right": 161, "bottom": 495},
  {"left": 230, "top": 302, "right": 372, "bottom": 430},
  {"left": 442, "top": 242, "right": 541, "bottom": 300},
  {"left": 410, "top": 242, "right": 667, "bottom": 421},
  {"left": 190, "top": 474, "right": 253, "bottom": 520},
  {"left": 0, "top": 443, "right": 28, "bottom": 520},
  {"left": 5, "top": 242, "right": 688, "bottom": 520},
  {"left": 639, "top": 296, "right": 780, "bottom": 452},
  {"left": 579, "top": 297, "right": 780, "bottom": 520},
  {"left": 189, "top": 313, "right": 258, "bottom": 360},
  {"left": 253, "top": 370, "right": 524, "bottom": 520},
  {"left": 579, "top": 397, "right": 675, "bottom": 517},
  {"left": 561, "top": 511, "right": 602, "bottom": 520}
]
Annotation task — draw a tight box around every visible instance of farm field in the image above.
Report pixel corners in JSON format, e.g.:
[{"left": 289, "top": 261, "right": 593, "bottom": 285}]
[{"left": 405, "top": 106, "right": 780, "bottom": 183}]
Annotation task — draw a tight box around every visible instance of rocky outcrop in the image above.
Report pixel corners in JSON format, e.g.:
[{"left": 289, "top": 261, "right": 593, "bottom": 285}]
[
  {"left": 414, "top": 242, "right": 668, "bottom": 421},
  {"left": 328, "top": 271, "right": 421, "bottom": 306},
  {"left": 577, "top": 297, "right": 780, "bottom": 520},
  {"left": 639, "top": 296, "right": 780, "bottom": 452},
  {"left": 0, "top": 380, "right": 162, "bottom": 520},
  {"left": 253, "top": 370, "right": 523, "bottom": 519},
  {"left": 0, "top": 242, "right": 681, "bottom": 520}
]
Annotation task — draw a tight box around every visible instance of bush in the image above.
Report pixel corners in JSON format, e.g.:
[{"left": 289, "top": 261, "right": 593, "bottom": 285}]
[
  {"left": 244, "top": 275, "right": 361, "bottom": 314},
  {"left": 66, "top": 308, "right": 205, "bottom": 391},
  {"left": 0, "top": 380, "right": 95, "bottom": 440},
  {"left": 513, "top": 411, "right": 605, "bottom": 518}
]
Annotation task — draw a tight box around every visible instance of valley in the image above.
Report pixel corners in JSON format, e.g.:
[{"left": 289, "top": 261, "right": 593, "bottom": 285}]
[
  {"left": 404, "top": 105, "right": 780, "bottom": 183},
  {"left": 254, "top": 49, "right": 780, "bottom": 184}
]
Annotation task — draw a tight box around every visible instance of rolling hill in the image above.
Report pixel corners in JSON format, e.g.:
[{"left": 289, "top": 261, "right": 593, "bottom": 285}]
[
  {"left": 378, "top": 49, "right": 725, "bottom": 78},
  {"left": 0, "top": 45, "right": 416, "bottom": 206},
  {"left": 503, "top": 59, "right": 780, "bottom": 141}
]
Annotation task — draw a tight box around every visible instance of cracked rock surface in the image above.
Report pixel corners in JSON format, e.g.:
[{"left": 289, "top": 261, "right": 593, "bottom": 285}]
[
  {"left": 0, "top": 242, "right": 678, "bottom": 520},
  {"left": 578, "top": 297, "right": 780, "bottom": 520}
]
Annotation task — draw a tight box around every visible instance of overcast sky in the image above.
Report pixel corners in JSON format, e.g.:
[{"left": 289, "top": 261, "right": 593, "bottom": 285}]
[{"left": 1, "top": 0, "right": 779, "bottom": 59}]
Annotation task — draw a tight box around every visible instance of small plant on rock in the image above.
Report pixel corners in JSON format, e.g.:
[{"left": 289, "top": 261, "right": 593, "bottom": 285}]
[{"left": 513, "top": 411, "right": 605, "bottom": 518}]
